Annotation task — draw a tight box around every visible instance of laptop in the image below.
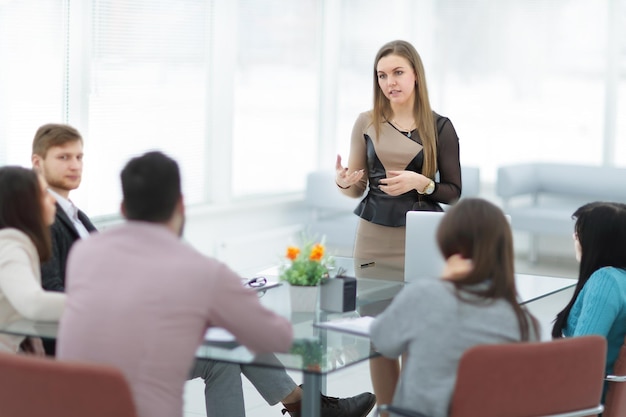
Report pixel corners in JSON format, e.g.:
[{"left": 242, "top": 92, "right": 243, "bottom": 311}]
[
  {"left": 404, "top": 211, "right": 446, "bottom": 282},
  {"left": 404, "top": 211, "right": 512, "bottom": 282}
]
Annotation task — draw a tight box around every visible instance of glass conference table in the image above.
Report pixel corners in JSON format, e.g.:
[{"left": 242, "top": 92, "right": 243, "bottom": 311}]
[{"left": 0, "top": 257, "right": 575, "bottom": 417}]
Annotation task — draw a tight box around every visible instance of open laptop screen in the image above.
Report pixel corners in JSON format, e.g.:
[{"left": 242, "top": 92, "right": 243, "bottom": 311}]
[
  {"left": 404, "top": 211, "right": 512, "bottom": 282},
  {"left": 404, "top": 211, "right": 446, "bottom": 282}
]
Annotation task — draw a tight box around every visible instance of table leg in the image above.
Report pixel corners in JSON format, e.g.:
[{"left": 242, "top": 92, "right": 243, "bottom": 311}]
[{"left": 302, "top": 372, "right": 321, "bottom": 417}]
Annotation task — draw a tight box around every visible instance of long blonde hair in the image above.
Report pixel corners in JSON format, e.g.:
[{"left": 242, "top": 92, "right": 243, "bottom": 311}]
[{"left": 372, "top": 40, "right": 437, "bottom": 178}]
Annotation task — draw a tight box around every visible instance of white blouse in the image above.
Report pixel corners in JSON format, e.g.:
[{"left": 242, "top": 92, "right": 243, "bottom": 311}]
[{"left": 0, "top": 228, "right": 66, "bottom": 352}]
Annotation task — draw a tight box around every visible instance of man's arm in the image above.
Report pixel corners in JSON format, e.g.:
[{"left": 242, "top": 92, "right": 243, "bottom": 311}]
[{"left": 208, "top": 264, "right": 293, "bottom": 354}]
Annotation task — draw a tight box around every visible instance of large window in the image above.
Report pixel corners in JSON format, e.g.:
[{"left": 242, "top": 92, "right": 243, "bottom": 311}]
[
  {"left": 80, "top": 0, "right": 211, "bottom": 215},
  {"left": 231, "top": 0, "right": 320, "bottom": 197},
  {"left": 332, "top": 0, "right": 625, "bottom": 181},
  {"left": 0, "top": 0, "right": 212, "bottom": 217},
  {"left": 0, "top": 0, "right": 623, "bottom": 219},
  {"left": 0, "top": 0, "right": 65, "bottom": 167},
  {"left": 333, "top": 0, "right": 420, "bottom": 161}
]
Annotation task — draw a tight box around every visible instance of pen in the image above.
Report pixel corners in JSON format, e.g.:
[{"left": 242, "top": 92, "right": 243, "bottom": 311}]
[
  {"left": 360, "top": 262, "right": 376, "bottom": 269},
  {"left": 243, "top": 277, "right": 267, "bottom": 288}
]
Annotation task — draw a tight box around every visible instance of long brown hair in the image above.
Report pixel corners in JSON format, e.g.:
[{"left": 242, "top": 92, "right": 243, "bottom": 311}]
[
  {"left": 436, "top": 198, "right": 537, "bottom": 341},
  {"left": 0, "top": 167, "right": 52, "bottom": 262},
  {"left": 372, "top": 40, "right": 437, "bottom": 178}
]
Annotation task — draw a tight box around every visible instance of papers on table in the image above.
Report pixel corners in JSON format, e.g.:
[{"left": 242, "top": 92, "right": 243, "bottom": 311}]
[
  {"left": 204, "top": 327, "right": 235, "bottom": 342},
  {"left": 314, "top": 316, "right": 375, "bottom": 337},
  {"left": 204, "top": 327, "right": 240, "bottom": 349}
]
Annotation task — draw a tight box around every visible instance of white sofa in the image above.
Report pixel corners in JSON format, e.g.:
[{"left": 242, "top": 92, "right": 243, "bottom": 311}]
[
  {"left": 304, "top": 166, "right": 480, "bottom": 257},
  {"left": 496, "top": 162, "right": 626, "bottom": 262}
]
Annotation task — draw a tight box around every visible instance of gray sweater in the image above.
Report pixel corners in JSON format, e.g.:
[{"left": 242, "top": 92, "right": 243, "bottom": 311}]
[{"left": 370, "top": 279, "right": 538, "bottom": 417}]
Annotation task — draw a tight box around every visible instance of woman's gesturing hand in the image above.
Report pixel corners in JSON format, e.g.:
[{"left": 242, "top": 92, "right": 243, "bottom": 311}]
[{"left": 335, "top": 154, "right": 363, "bottom": 189}]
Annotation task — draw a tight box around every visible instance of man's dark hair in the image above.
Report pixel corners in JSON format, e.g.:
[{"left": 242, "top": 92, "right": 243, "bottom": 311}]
[{"left": 121, "top": 151, "right": 181, "bottom": 222}]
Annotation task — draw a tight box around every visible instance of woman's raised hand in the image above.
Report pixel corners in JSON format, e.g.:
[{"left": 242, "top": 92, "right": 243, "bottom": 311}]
[
  {"left": 441, "top": 254, "right": 473, "bottom": 281},
  {"left": 335, "top": 154, "right": 364, "bottom": 189}
]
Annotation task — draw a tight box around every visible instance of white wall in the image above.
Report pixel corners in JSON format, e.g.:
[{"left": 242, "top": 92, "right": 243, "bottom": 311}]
[{"left": 95, "top": 195, "right": 310, "bottom": 276}]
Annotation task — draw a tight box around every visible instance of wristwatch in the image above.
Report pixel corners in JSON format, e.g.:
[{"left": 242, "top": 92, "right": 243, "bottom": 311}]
[{"left": 420, "top": 180, "right": 435, "bottom": 195}]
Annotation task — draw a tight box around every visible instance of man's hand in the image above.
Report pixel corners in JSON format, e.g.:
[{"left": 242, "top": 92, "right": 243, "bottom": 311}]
[{"left": 19, "top": 337, "right": 46, "bottom": 356}]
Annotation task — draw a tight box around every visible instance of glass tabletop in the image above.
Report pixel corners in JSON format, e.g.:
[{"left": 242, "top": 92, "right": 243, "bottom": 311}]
[
  {"left": 197, "top": 275, "right": 405, "bottom": 375},
  {"left": 0, "top": 319, "right": 59, "bottom": 340},
  {"left": 515, "top": 273, "right": 576, "bottom": 305},
  {"left": 0, "top": 256, "right": 574, "bottom": 377},
  {"left": 195, "top": 270, "right": 576, "bottom": 375}
]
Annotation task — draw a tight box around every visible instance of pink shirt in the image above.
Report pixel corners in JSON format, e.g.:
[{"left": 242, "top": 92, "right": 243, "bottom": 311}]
[{"left": 57, "top": 222, "right": 293, "bottom": 417}]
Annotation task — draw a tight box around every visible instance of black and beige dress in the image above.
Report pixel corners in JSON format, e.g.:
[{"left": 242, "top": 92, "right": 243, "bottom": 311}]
[{"left": 339, "top": 111, "right": 461, "bottom": 281}]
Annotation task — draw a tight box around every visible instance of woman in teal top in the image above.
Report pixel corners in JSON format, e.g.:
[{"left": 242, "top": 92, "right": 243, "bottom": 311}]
[{"left": 552, "top": 202, "right": 626, "bottom": 380}]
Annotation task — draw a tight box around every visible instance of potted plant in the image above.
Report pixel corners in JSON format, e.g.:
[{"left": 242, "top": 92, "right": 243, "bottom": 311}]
[{"left": 279, "top": 235, "right": 334, "bottom": 312}]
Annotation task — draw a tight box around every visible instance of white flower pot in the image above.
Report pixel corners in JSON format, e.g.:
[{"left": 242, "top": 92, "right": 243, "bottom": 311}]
[{"left": 288, "top": 284, "right": 320, "bottom": 313}]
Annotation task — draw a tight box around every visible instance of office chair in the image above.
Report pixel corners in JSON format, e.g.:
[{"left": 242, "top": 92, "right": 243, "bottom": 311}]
[
  {"left": 379, "top": 336, "right": 606, "bottom": 417},
  {"left": 604, "top": 335, "right": 626, "bottom": 417},
  {"left": 0, "top": 352, "right": 137, "bottom": 417}
]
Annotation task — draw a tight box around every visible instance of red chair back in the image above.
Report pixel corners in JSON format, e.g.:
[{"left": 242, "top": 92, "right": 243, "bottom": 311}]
[
  {"left": 449, "top": 336, "right": 606, "bottom": 417},
  {"left": 0, "top": 352, "right": 137, "bottom": 417}
]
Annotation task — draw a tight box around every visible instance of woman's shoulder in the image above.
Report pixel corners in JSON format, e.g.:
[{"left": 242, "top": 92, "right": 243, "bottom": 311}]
[
  {"left": 355, "top": 111, "right": 373, "bottom": 126},
  {"left": 432, "top": 110, "right": 447, "bottom": 120},
  {"left": 590, "top": 267, "right": 626, "bottom": 285},
  {"left": 0, "top": 228, "right": 36, "bottom": 257},
  {"left": 604, "top": 266, "right": 626, "bottom": 276},
  {"left": 0, "top": 228, "right": 32, "bottom": 245},
  {"left": 581, "top": 267, "right": 626, "bottom": 297},
  {"left": 590, "top": 266, "right": 626, "bottom": 278},
  {"left": 432, "top": 110, "right": 452, "bottom": 129},
  {"left": 350, "top": 111, "right": 376, "bottom": 139},
  {"left": 402, "top": 279, "right": 456, "bottom": 301}
]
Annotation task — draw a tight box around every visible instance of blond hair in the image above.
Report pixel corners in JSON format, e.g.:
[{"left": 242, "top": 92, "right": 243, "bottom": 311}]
[
  {"left": 372, "top": 40, "right": 437, "bottom": 178},
  {"left": 32, "top": 123, "right": 82, "bottom": 158}
]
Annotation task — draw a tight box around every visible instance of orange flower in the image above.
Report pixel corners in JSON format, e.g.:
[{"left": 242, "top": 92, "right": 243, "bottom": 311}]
[
  {"left": 309, "top": 243, "right": 325, "bottom": 261},
  {"left": 286, "top": 246, "right": 300, "bottom": 260}
]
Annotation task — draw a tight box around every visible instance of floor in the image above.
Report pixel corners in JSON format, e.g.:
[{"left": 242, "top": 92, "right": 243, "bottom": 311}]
[{"left": 183, "top": 254, "right": 580, "bottom": 417}]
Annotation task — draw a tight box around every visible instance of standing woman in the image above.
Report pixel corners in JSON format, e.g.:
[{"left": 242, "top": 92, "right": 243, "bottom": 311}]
[
  {"left": 0, "top": 166, "right": 66, "bottom": 353},
  {"left": 335, "top": 39, "right": 462, "bottom": 409},
  {"left": 335, "top": 39, "right": 461, "bottom": 276},
  {"left": 552, "top": 202, "right": 626, "bottom": 398}
]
